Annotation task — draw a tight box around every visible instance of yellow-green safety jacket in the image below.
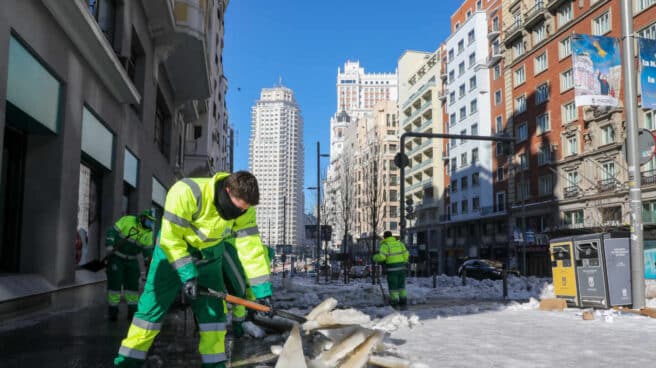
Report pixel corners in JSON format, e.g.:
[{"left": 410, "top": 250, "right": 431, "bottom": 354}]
[
  {"left": 106, "top": 215, "right": 154, "bottom": 259},
  {"left": 160, "top": 172, "right": 272, "bottom": 299},
  {"left": 373, "top": 236, "right": 409, "bottom": 272}
]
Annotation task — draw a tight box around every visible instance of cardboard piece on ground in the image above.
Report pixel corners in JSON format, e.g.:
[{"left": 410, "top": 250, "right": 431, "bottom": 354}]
[
  {"left": 539, "top": 298, "right": 567, "bottom": 311},
  {"left": 368, "top": 354, "right": 411, "bottom": 368},
  {"left": 274, "top": 324, "right": 307, "bottom": 368},
  {"left": 341, "top": 331, "right": 385, "bottom": 368},
  {"left": 582, "top": 310, "right": 595, "bottom": 320}
]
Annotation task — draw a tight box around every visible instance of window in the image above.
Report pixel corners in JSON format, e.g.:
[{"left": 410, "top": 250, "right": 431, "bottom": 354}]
[
  {"left": 514, "top": 66, "right": 526, "bottom": 86},
  {"left": 536, "top": 83, "right": 549, "bottom": 105},
  {"left": 537, "top": 113, "right": 550, "bottom": 134},
  {"left": 451, "top": 159, "right": 457, "bottom": 173},
  {"left": 518, "top": 123, "right": 528, "bottom": 141},
  {"left": 497, "top": 167, "right": 504, "bottom": 181},
  {"left": 537, "top": 145, "right": 551, "bottom": 165},
  {"left": 459, "top": 62, "right": 465, "bottom": 76},
  {"left": 472, "top": 172, "right": 480, "bottom": 186},
  {"left": 451, "top": 137, "right": 457, "bottom": 147},
  {"left": 561, "top": 69, "right": 574, "bottom": 91},
  {"left": 494, "top": 90, "right": 502, "bottom": 105},
  {"left": 460, "top": 130, "right": 466, "bottom": 143},
  {"left": 448, "top": 49, "right": 455, "bottom": 61},
  {"left": 567, "top": 171, "right": 579, "bottom": 188},
  {"left": 535, "top": 53, "right": 548, "bottom": 74},
  {"left": 451, "top": 179, "right": 458, "bottom": 192},
  {"left": 471, "top": 123, "right": 478, "bottom": 136},
  {"left": 563, "top": 102, "right": 577, "bottom": 122},
  {"left": 557, "top": 3, "right": 573, "bottom": 27},
  {"left": 567, "top": 136, "right": 578, "bottom": 156},
  {"left": 646, "top": 110, "right": 655, "bottom": 130},
  {"left": 450, "top": 113, "right": 457, "bottom": 126},
  {"left": 539, "top": 174, "right": 553, "bottom": 196},
  {"left": 602, "top": 124, "right": 615, "bottom": 145},
  {"left": 466, "top": 10, "right": 472, "bottom": 19},
  {"left": 494, "top": 64, "right": 501, "bottom": 80},
  {"left": 468, "top": 30, "right": 475, "bottom": 45},
  {"left": 473, "top": 197, "right": 480, "bottom": 211},
  {"left": 449, "top": 92, "right": 456, "bottom": 105},
  {"left": 519, "top": 152, "right": 529, "bottom": 170},
  {"left": 88, "top": 0, "right": 117, "bottom": 44},
  {"left": 639, "top": 22, "right": 656, "bottom": 39},
  {"left": 593, "top": 12, "right": 611, "bottom": 35},
  {"left": 461, "top": 152, "right": 468, "bottom": 167},
  {"left": 460, "top": 106, "right": 467, "bottom": 121},
  {"left": 458, "top": 40, "right": 465, "bottom": 54},
  {"left": 469, "top": 76, "right": 477, "bottom": 90},
  {"left": 470, "top": 99, "right": 478, "bottom": 114},
  {"left": 496, "top": 192, "right": 506, "bottom": 212},
  {"left": 638, "top": 0, "right": 656, "bottom": 12},
  {"left": 461, "top": 176, "right": 469, "bottom": 189},
  {"left": 602, "top": 161, "right": 615, "bottom": 180},
  {"left": 533, "top": 23, "right": 546, "bottom": 44},
  {"left": 518, "top": 181, "right": 530, "bottom": 200},
  {"left": 469, "top": 53, "right": 476, "bottom": 68},
  {"left": 559, "top": 37, "right": 572, "bottom": 59},
  {"left": 492, "top": 16, "right": 499, "bottom": 32},
  {"left": 496, "top": 116, "right": 503, "bottom": 133},
  {"left": 472, "top": 148, "right": 479, "bottom": 163},
  {"left": 477, "top": 0, "right": 482, "bottom": 10},
  {"left": 513, "top": 39, "right": 525, "bottom": 58},
  {"left": 448, "top": 70, "right": 455, "bottom": 84},
  {"left": 459, "top": 84, "right": 466, "bottom": 98},
  {"left": 461, "top": 200, "right": 468, "bottom": 214},
  {"left": 452, "top": 202, "right": 458, "bottom": 215},
  {"left": 564, "top": 210, "right": 584, "bottom": 225},
  {"left": 515, "top": 95, "right": 527, "bottom": 114}
]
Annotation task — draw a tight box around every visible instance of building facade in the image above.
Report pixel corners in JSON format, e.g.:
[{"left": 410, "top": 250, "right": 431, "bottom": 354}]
[
  {"left": 0, "top": 0, "right": 222, "bottom": 315},
  {"left": 336, "top": 60, "right": 398, "bottom": 118},
  {"left": 249, "top": 86, "right": 304, "bottom": 248}
]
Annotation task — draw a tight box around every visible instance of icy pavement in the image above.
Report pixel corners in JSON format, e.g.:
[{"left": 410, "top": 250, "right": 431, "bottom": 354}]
[{"left": 0, "top": 274, "right": 654, "bottom": 367}]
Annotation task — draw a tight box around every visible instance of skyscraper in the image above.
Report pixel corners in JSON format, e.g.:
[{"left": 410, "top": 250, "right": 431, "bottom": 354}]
[{"left": 250, "top": 86, "right": 304, "bottom": 248}]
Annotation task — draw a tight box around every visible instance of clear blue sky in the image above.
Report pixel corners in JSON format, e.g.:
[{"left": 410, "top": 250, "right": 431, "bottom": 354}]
[{"left": 223, "top": 1, "right": 460, "bottom": 212}]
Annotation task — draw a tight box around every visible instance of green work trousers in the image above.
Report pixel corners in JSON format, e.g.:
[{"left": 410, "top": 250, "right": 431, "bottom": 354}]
[
  {"left": 114, "top": 244, "right": 227, "bottom": 368},
  {"left": 386, "top": 269, "right": 407, "bottom": 306},
  {"left": 106, "top": 255, "right": 140, "bottom": 319},
  {"left": 222, "top": 240, "right": 249, "bottom": 324}
]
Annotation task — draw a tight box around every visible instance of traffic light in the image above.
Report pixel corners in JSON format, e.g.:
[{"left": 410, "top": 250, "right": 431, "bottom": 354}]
[
  {"left": 406, "top": 198, "right": 415, "bottom": 219},
  {"left": 393, "top": 152, "right": 409, "bottom": 169}
]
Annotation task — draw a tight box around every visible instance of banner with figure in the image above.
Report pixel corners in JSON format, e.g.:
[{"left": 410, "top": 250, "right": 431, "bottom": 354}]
[
  {"left": 572, "top": 34, "right": 621, "bottom": 107},
  {"left": 639, "top": 38, "right": 656, "bottom": 110}
]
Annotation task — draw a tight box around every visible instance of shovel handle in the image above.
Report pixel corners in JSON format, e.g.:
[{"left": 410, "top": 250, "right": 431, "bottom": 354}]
[{"left": 224, "top": 294, "right": 271, "bottom": 313}]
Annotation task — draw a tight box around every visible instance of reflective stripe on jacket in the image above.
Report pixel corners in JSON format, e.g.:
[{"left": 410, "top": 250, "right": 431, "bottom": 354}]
[
  {"left": 106, "top": 215, "right": 154, "bottom": 257},
  {"left": 373, "top": 236, "right": 409, "bottom": 266}
]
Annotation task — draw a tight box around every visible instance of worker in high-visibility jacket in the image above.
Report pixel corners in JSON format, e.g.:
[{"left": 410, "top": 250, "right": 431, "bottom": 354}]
[
  {"left": 114, "top": 171, "right": 272, "bottom": 368},
  {"left": 105, "top": 210, "right": 155, "bottom": 321},
  {"left": 373, "top": 231, "right": 409, "bottom": 310}
]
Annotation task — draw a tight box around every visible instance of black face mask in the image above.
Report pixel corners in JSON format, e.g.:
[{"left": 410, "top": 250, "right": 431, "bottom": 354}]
[{"left": 215, "top": 181, "right": 247, "bottom": 220}]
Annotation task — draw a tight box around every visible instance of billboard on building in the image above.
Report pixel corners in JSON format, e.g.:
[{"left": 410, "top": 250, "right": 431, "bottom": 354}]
[
  {"left": 572, "top": 34, "right": 621, "bottom": 107},
  {"left": 639, "top": 38, "right": 656, "bottom": 110}
]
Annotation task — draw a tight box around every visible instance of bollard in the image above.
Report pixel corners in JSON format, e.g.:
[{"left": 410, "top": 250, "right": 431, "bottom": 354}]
[
  {"left": 461, "top": 269, "right": 467, "bottom": 286},
  {"left": 502, "top": 268, "right": 508, "bottom": 299}
]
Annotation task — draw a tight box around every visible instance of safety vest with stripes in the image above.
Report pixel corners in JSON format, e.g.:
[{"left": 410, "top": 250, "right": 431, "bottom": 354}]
[
  {"left": 106, "top": 215, "right": 154, "bottom": 259},
  {"left": 373, "top": 237, "right": 409, "bottom": 272},
  {"left": 160, "top": 172, "right": 272, "bottom": 299}
]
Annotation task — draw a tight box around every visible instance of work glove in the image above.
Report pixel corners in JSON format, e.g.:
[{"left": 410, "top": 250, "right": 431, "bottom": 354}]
[
  {"left": 183, "top": 278, "right": 198, "bottom": 300},
  {"left": 232, "top": 321, "right": 244, "bottom": 338},
  {"left": 255, "top": 296, "right": 274, "bottom": 318}
]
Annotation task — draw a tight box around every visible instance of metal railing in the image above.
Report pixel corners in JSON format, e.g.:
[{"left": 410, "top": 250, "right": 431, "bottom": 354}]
[
  {"left": 597, "top": 178, "right": 616, "bottom": 192},
  {"left": 564, "top": 186, "right": 579, "bottom": 198}
]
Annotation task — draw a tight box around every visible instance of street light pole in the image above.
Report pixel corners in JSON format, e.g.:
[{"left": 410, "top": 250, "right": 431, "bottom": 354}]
[
  {"left": 316, "top": 141, "right": 322, "bottom": 284},
  {"left": 620, "top": 0, "right": 645, "bottom": 308}
]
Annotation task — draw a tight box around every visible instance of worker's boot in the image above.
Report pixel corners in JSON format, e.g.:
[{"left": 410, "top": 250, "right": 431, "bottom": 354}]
[
  {"left": 399, "top": 297, "right": 408, "bottom": 311},
  {"left": 390, "top": 299, "right": 399, "bottom": 310}
]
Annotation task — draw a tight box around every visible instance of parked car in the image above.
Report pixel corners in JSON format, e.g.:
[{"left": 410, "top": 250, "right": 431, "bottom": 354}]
[
  {"left": 457, "top": 259, "right": 520, "bottom": 280},
  {"left": 349, "top": 265, "right": 370, "bottom": 278}
]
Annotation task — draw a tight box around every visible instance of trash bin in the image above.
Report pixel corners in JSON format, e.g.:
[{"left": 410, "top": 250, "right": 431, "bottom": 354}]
[
  {"left": 573, "top": 232, "right": 631, "bottom": 309},
  {"left": 549, "top": 237, "right": 579, "bottom": 307}
]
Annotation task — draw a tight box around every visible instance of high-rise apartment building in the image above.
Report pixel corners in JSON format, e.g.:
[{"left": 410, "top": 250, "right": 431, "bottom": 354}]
[
  {"left": 336, "top": 60, "right": 398, "bottom": 119},
  {"left": 250, "top": 86, "right": 304, "bottom": 248}
]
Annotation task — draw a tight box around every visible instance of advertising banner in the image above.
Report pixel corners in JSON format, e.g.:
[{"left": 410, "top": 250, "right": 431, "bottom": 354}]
[
  {"left": 572, "top": 34, "right": 621, "bottom": 107},
  {"left": 639, "top": 37, "right": 656, "bottom": 110}
]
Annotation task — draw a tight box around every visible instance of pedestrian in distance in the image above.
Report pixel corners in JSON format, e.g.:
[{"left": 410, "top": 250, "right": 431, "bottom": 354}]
[
  {"left": 373, "top": 231, "right": 409, "bottom": 310},
  {"left": 106, "top": 209, "right": 156, "bottom": 321},
  {"left": 114, "top": 171, "right": 273, "bottom": 368}
]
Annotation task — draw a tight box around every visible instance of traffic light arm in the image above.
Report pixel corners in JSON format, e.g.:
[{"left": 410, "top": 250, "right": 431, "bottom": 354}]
[{"left": 397, "top": 132, "right": 515, "bottom": 241}]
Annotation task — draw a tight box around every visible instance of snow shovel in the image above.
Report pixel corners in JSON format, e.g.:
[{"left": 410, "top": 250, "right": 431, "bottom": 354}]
[{"left": 199, "top": 287, "right": 307, "bottom": 323}]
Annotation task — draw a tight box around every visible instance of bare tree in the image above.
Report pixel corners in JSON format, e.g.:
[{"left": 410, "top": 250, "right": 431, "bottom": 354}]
[
  {"left": 361, "top": 143, "right": 386, "bottom": 284},
  {"left": 336, "top": 153, "right": 356, "bottom": 283}
]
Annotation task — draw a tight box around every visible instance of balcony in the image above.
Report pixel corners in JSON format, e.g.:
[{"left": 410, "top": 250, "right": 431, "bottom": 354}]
[
  {"left": 488, "top": 23, "right": 501, "bottom": 41},
  {"left": 440, "top": 70, "right": 448, "bottom": 81},
  {"left": 486, "top": 44, "right": 504, "bottom": 66},
  {"left": 438, "top": 89, "right": 447, "bottom": 102},
  {"left": 547, "top": 0, "right": 569, "bottom": 12},
  {"left": 42, "top": 0, "right": 140, "bottom": 104},
  {"left": 642, "top": 169, "right": 656, "bottom": 186},
  {"left": 524, "top": 1, "right": 547, "bottom": 29},
  {"left": 504, "top": 19, "right": 524, "bottom": 46},
  {"left": 563, "top": 186, "right": 580, "bottom": 198},
  {"left": 597, "top": 178, "right": 617, "bottom": 192}
]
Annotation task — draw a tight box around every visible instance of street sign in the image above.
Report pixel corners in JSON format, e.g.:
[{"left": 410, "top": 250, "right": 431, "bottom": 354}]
[
  {"left": 394, "top": 152, "right": 409, "bottom": 168},
  {"left": 623, "top": 128, "right": 656, "bottom": 165}
]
